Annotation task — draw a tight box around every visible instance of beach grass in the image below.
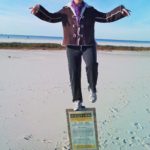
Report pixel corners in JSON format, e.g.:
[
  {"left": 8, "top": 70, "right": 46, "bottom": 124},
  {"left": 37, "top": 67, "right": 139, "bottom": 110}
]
[
  {"left": 0, "top": 42, "right": 150, "bottom": 51},
  {"left": 0, "top": 42, "right": 64, "bottom": 50}
]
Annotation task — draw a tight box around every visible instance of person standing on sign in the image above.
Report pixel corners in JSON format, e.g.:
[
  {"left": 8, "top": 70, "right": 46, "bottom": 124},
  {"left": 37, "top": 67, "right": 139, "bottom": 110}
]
[{"left": 30, "top": 0, "right": 131, "bottom": 111}]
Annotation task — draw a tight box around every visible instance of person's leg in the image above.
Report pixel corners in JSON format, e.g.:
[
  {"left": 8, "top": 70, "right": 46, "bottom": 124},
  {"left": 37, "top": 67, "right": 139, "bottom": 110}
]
[
  {"left": 66, "top": 46, "right": 83, "bottom": 103},
  {"left": 82, "top": 45, "right": 98, "bottom": 93}
]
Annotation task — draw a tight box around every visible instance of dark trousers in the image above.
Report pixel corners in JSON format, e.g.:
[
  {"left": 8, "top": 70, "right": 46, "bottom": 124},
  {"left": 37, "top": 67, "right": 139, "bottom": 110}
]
[{"left": 66, "top": 45, "right": 98, "bottom": 102}]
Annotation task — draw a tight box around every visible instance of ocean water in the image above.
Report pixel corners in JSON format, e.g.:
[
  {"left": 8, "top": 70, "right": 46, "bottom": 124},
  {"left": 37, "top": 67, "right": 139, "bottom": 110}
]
[{"left": 0, "top": 34, "right": 150, "bottom": 47}]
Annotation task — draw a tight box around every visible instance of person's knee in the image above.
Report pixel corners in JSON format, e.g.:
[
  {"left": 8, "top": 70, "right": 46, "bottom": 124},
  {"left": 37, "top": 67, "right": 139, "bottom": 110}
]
[{"left": 86, "top": 62, "right": 98, "bottom": 70}]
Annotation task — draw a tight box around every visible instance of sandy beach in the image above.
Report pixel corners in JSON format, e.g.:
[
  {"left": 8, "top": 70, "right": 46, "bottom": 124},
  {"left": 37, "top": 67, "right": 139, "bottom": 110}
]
[{"left": 0, "top": 49, "right": 150, "bottom": 150}]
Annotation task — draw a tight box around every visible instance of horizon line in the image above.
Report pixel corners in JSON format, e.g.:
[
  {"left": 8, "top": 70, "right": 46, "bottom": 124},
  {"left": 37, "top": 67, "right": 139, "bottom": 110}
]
[{"left": 0, "top": 33, "right": 150, "bottom": 43}]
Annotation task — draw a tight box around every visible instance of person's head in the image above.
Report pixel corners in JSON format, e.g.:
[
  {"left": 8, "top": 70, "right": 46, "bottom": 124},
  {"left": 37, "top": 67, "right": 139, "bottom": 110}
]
[{"left": 73, "top": 0, "right": 83, "bottom": 5}]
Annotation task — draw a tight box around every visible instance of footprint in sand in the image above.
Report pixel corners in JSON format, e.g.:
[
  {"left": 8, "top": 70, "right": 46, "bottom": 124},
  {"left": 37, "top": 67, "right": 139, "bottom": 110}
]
[
  {"left": 24, "top": 134, "right": 33, "bottom": 141},
  {"left": 146, "top": 108, "right": 150, "bottom": 114},
  {"left": 41, "top": 138, "right": 53, "bottom": 144},
  {"left": 134, "top": 122, "right": 144, "bottom": 130}
]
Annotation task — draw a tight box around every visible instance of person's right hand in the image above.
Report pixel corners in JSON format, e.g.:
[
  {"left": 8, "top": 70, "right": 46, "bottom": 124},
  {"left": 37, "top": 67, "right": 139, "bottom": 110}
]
[
  {"left": 122, "top": 8, "right": 131, "bottom": 16},
  {"left": 29, "top": 4, "right": 40, "bottom": 14}
]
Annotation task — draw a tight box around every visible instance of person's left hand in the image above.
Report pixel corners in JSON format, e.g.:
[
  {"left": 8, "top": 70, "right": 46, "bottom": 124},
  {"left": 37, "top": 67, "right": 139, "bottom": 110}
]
[
  {"left": 29, "top": 4, "right": 40, "bottom": 15},
  {"left": 122, "top": 8, "right": 131, "bottom": 16}
]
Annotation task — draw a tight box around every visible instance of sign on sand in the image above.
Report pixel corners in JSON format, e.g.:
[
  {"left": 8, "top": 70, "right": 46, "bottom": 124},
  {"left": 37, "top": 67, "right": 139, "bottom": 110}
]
[{"left": 66, "top": 108, "right": 99, "bottom": 150}]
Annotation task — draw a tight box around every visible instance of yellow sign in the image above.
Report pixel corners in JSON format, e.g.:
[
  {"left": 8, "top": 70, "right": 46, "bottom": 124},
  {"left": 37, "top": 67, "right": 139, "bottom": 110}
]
[
  {"left": 74, "top": 144, "right": 96, "bottom": 149},
  {"left": 66, "top": 108, "right": 99, "bottom": 150}
]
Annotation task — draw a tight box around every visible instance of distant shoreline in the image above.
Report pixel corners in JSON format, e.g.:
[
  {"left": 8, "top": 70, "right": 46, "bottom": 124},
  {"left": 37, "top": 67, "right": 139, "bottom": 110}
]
[{"left": 0, "top": 42, "right": 150, "bottom": 51}]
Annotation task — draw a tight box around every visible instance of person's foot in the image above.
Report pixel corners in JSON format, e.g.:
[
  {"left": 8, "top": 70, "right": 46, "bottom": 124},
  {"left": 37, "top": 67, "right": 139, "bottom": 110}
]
[
  {"left": 88, "top": 87, "right": 97, "bottom": 103},
  {"left": 73, "top": 100, "right": 86, "bottom": 111}
]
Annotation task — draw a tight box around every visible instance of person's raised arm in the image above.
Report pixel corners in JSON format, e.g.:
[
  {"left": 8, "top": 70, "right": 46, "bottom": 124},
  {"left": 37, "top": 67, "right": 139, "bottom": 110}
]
[
  {"left": 30, "top": 4, "right": 63, "bottom": 23},
  {"left": 93, "top": 5, "right": 131, "bottom": 23}
]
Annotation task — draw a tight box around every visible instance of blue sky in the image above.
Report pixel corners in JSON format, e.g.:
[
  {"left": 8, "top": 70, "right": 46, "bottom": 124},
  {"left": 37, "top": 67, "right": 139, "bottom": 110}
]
[{"left": 0, "top": 0, "right": 150, "bottom": 41}]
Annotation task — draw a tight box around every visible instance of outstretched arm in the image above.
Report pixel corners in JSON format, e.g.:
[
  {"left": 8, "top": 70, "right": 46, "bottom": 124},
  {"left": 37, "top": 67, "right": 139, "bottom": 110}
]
[
  {"left": 93, "top": 5, "right": 131, "bottom": 23},
  {"left": 30, "top": 4, "right": 63, "bottom": 23}
]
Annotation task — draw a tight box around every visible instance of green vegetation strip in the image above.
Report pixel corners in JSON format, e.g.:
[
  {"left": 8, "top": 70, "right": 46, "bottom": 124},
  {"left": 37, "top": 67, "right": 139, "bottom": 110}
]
[
  {"left": 0, "top": 43, "right": 64, "bottom": 50},
  {"left": 0, "top": 42, "right": 150, "bottom": 51}
]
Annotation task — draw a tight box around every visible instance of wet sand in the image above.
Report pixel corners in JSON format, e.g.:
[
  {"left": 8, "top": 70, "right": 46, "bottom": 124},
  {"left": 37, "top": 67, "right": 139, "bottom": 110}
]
[{"left": 0, "top": 49, "right": 150, "bottom": 150}]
